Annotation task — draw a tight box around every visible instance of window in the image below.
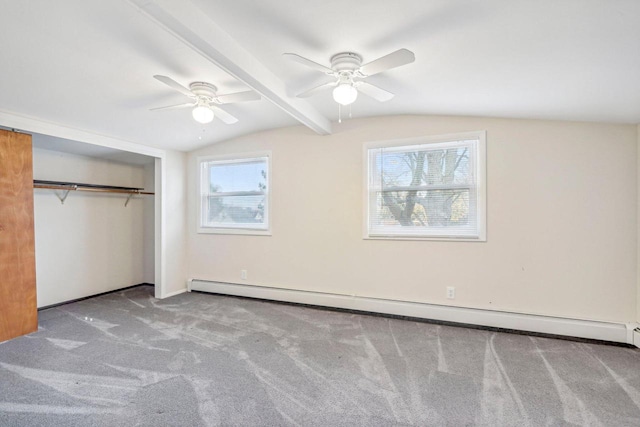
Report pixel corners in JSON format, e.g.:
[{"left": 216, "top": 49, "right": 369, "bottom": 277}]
[
  {"left": 365, "top": 132, "right": 486, "bottom": 240},
  {"left": 198, "top": 153, "right": 270, "bottom": 235}
]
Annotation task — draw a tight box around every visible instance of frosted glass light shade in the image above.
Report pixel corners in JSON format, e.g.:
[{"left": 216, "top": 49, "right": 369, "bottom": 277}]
[
  {"left": 332, "top": 84, "right": 358, "bottom": 106},
  {"left": 192, "top": 105, "right": 214, "bottom": 124}
]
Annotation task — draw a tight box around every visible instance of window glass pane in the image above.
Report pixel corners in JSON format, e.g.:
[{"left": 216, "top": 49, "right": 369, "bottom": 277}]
[
  {"left": 373, "top": 146, "right": 472, "bottom": 188},
  {"left": 372, "top": 189, "right": 470, "bottom": 228},
  {"left": 205, "top": 195, "right": 266, "bottom": 226},
  {"left": 372, "top": 151, "right": 414, "bottom": 187},
  {"left": 208, "top": 160, "right": 267, "bottom": 193}
]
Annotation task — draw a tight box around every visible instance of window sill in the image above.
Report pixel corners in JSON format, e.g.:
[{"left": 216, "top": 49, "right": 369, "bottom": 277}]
[
  {"left": 364, "top": 235, "right": 486, "bottom": 242},
  {"left": 198, "top": 227, "right": 272, "bottom": 236}
]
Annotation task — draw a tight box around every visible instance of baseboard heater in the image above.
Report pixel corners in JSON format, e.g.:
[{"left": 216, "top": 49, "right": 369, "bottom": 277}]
[{"left": 189, "top": 280, "right": 636, "bottom": 345}]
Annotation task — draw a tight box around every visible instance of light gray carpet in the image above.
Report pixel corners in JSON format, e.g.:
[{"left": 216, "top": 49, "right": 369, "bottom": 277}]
[{"left": 0, "top": 286, "right": 639, "bottom": 426}]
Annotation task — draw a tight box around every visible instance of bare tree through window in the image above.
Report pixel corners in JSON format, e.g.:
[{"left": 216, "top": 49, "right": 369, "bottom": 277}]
[{"left": 367, "top": 135, "right": 484, "bottom": 239}]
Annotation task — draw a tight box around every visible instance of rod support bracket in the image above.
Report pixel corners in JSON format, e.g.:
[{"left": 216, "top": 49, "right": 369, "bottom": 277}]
[
  {"left": 124, "top": 192, "right": 136, "bottom": 207},
  {"left": 55, "top": 187, "right": 74, "bottom": 204}
]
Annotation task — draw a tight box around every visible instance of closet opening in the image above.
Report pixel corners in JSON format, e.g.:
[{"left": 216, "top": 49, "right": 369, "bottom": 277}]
[{"left": 26, "top": 130, "right": 158, "bottom": 308}]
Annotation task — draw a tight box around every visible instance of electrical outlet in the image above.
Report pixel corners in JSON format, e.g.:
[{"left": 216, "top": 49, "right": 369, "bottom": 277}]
[
  {"left": 446, "top": 286, "right": 455, "bottom": 299},
  {"left": 241, "top": 270, "right": 247, "bottom": 280}
]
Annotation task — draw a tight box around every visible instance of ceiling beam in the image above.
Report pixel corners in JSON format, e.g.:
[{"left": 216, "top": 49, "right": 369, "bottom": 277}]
[{"left": 127, "top": 0, "right": 331, "bottom": 136}]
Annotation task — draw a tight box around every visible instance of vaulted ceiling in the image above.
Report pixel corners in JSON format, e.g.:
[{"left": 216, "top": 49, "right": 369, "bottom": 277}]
[{"left": 1, "top": 0, "right": 638, "bottom": 151}]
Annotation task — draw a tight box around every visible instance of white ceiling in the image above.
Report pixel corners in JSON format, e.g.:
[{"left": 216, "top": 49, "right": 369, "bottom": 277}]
[{"left": 0, "top": 0, "right": 638, "bottom": 152}]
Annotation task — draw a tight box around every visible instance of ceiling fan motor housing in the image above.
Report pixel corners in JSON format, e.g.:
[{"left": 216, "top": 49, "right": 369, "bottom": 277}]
[
  {"left": 189, "top": 82, "right": 217, "bottom": 99},
  {"left": 330, "top": 52, "right": 362, "bottom": 72}
]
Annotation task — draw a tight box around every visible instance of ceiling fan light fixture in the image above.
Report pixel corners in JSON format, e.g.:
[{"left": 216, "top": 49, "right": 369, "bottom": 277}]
[
  {"left": 332, "top": 83, "right": 358, "bottom": 106},
  {"left": 192, "top": 105, "right": 214, "bottom": 124}
]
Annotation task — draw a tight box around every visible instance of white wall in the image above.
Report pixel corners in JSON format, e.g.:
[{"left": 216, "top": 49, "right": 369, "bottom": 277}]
[
  {"left": 187, "top": 115, "right": 638, "bottom": 324},
  {"left": 33, "top": 148, "right": 153, "bottom": 307},
  {"left": 638, "top": 124, "right": 640, "bottom": 324},
  {"left": 159, "top": 150, "right": 188, "bottom": 297}
]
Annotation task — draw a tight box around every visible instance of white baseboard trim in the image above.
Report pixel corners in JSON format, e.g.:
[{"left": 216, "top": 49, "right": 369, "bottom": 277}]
[
  {"left": 634, "top": 329, "right": 640, "bottom": 349},
  {"left": 190, "top": 280, "right": 633, "bottom": 344},
  {"left": 161, "top": 288, "right": 188, "bottom": 299}
]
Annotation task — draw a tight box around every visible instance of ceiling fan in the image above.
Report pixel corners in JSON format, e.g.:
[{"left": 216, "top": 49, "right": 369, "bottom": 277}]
[
  {"left": 151, "top": 75, "right": 261, "bottom": 124},
  {"left": 283, "top": 49, "right": 415, "bottom": 106}
]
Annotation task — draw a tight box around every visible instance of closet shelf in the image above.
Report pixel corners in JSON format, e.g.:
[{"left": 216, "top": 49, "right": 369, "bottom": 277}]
[{"left": 33, "top": 180, "right": 154, "bottom": 206}]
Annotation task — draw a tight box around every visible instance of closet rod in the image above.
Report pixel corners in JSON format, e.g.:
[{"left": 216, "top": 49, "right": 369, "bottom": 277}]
[
  {"left": 33, "top": 180, "right": 153, "bottom": 194},
  {"left": 33, "top": 183, "right": 154, "bottom": 195},
  {"left": 33, "top": 180, "right": 154, "bottom": 206}
]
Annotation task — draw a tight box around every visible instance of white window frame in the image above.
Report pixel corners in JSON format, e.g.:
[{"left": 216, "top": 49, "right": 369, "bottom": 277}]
[
  {"left": 363, "top": 131, "right": 486, "bottom": 241},
  {"left": 197, "top": 152, "right": 271, "bottom": 236}
]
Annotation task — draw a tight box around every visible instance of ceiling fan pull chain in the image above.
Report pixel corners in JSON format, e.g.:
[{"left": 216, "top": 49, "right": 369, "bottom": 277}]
[
  {"left": 338, "top": 104, "right": 342, "bottom": 123},
  {"left": 349, "top": 104, "right": 352, "bottom": 119}
]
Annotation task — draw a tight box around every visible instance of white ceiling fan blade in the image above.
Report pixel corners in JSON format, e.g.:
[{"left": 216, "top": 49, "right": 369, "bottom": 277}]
[
  {"left": 153, "top": 75, "right": 194, "bottom": 97},
  {"left": 355, "top": 81, "right": 395, "bottom": 102},
  {"left": 283, "top": 53, "right": 333, "bottom": 74},
  {"left": 210, "top": 105, "right": 238, "bottom": 124},
  {"left": 149, "top": 102, "right": 195, "bottom": 111},
  {"left": 296, "top": 81, "right": 337, "bottom": 98},
  {"left": 216, "top": 90, "right": 261, "bottom": 104},
  {"left": 359, "top": 49, "right": 415, "bottom": 77}
]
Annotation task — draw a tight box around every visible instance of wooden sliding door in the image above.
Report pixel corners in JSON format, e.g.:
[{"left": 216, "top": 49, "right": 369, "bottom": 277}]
[{"left": 0, "top": 129, "right": 37, "bottom": 342}]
